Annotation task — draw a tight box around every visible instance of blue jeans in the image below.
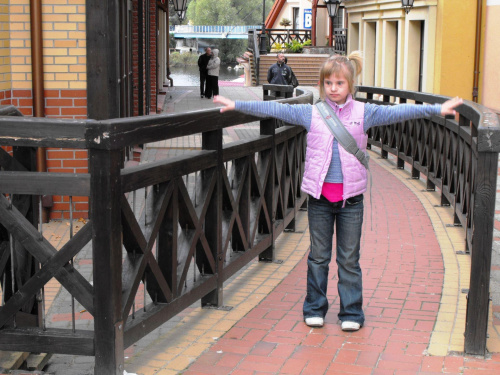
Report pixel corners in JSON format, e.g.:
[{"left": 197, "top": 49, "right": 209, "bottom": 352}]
[{"left": 303, "top": 194, "right": 365, "bottom": 325}]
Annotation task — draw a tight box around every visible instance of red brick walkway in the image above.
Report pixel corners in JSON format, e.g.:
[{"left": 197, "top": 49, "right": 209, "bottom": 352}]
[{"left": 183, "top": 160, "right": 500, "bottom": 375}]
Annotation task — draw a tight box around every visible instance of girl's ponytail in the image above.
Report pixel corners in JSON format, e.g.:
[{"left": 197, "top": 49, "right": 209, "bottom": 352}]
[{"left": 347, "top": 51, "right": 363, "bottom": 78}]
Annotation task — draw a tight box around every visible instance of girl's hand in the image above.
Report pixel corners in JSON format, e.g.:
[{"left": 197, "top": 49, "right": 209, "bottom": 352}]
[
  {"left": 441, "top": 96, "right": 463, "bottom": 116},
  {"left": 213, "top": 96, "right": 235, "bottom": 113}
]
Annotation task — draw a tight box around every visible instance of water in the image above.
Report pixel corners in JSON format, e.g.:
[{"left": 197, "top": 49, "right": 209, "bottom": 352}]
[{"left": 169, "top": 64, "right": 244, "bottom": 86}]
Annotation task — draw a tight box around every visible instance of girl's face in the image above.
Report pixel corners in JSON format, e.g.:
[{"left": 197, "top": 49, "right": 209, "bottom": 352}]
[{"left": 323, "top": 73, "right": 350, "bottom": 105}]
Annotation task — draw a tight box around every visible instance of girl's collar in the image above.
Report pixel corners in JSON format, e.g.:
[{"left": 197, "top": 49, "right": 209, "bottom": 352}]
[{"left": 325, "top": 94, "right": 353, "bottom": 109}]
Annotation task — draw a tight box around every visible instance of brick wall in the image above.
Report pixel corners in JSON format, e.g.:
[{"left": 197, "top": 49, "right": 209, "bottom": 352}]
[
  {"left": 149, "top": 0, "right": 157, "bottom": 113},
  {"left": 1, "top": 1, "right": 161, "bottom": 219},
  {"left": 2, "top": 1, "right": 89, "bottom": 220}
]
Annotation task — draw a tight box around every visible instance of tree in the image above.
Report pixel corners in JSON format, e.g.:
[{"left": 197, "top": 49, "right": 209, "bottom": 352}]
[{"left": 185, "top": 0, "right": 275, "bottom": 63}]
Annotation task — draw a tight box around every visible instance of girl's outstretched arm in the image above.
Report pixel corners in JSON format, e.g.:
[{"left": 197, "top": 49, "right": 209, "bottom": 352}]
[
  {"left": 441, "top": 96, "right": 463, "bottom": 116},
  {"left": 213, "top": 95, "right": 235, "bottom": 113}
]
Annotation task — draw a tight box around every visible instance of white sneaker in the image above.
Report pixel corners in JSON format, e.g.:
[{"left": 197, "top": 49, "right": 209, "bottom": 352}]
[
  {"left": 305, "top": 317, "right": 324, "bottom": 327},
  {"left": 341, "top": 321, "right": 361, "bottom": 331}
]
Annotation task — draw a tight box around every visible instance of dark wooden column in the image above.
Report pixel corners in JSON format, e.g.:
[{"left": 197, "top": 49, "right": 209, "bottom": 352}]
[
  {"left": 311, "top": 0, "right": 318, "bottom": 46},
  {"left": 87, "top": 0, "right": 120, "bottom": 120},
  {"left": 258, "top": 117, "right": 275, "bottom": 262},
  {"left": 89, "top": 147, "right": 124, "bottom": 374},
  {"left": 201, "top": 129, "right": 223, "bottom": 307},
  {"left": 464, "top": 151, "right": 498, "bottom": 355}
]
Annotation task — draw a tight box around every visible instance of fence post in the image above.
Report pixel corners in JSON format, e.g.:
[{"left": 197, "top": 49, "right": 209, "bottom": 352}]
[
  {"left": 89, "top": 147, "right": 124, "bottom": 374},
  {"left": 201, "top": 129, "right": 224, "bottom": 307},
  {"left": 464, "top": 150, "right": 498, "bottom": 355},
  {"left": 259, "top": 101, "right": 276, "bottom": 262}
]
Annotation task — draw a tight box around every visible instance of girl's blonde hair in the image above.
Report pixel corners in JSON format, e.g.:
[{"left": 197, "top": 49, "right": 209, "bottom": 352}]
[{"left": 319, "top": 51, "right": 363, "bottom": 100}]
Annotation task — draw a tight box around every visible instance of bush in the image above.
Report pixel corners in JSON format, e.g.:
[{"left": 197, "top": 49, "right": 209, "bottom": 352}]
[
  {"left": 169, "top": 51, "right": 199, "bottom": 66},
  {"left": 284, "top": 39, "right": 312, "bottom": 53}
]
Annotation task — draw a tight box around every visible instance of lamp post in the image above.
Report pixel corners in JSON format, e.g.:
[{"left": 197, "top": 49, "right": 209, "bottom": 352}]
[
  {"left": 259, "top": 0, "right": 268, "bottom": 54},
  {"left": 172, "top": 0, "right": 188, "bottom": 21},
  {"left": 324, "top": 0, "right": 340, "bottom": 47},
  {"left": 401, "top": 0, "right": 414, "bottom": 14}
]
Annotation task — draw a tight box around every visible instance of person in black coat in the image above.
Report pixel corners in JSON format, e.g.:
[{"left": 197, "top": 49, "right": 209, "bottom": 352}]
[
  {"left": 198, "top": 47, "right": 212, "bottom": 98},
  {"left": 267, "top": 53, "right": 293, "bottom": 85}
]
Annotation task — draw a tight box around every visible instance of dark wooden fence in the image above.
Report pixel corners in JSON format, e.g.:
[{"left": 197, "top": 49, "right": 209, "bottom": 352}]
[
  {"left": 356, "top": 86, "right": 500, "bottom": 356},
  {"left": 0, "top": 89, "right": 312, "bottom": 374},
  {"left": 266, "top": 28, "right": 312, "bottom": 47},
  {"left": 1, "top": 85, "right": 499, "bottom": 374},
  {"left": 333, "top": 28, "right": 347, "bottom": 55}
]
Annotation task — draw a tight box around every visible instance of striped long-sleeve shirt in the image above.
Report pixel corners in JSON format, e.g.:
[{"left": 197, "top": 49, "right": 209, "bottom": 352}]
[{"left": 234, "top": 99, "right": 442, "bottom": 183}]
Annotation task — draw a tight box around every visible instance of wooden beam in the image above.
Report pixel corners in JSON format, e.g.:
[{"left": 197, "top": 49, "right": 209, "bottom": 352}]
[
  {"left": 0, "top": 172, "right": 90, "bottom": 196},
  {"left": 0, "top": 117, "right": 88, "bottom": 148},
  {"left": 87, "top": 0, "right": 120, "bottom": 120},
  {"left": 0, "top": 328, "right": 94, "bottom": 356},
  {"left": 89, "top": 147, "right": 124, "bottom": 374}
]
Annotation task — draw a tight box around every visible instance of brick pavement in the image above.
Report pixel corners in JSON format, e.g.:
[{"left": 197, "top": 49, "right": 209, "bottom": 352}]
[{"left": 11, "top": 83, "right": 500, "bottom": 374}]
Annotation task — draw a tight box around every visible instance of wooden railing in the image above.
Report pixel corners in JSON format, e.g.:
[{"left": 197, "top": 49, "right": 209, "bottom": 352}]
[
  {"left": 0, "top": 89, "right": 312, "bottom": 374},
  {"left": 333, "top": 28, "right": 347, "bottom": 55},
  {"left": 356, "top": 86, "right": 500, "bottom": 356},
  {"left": 265, "top": 28, "right": 312, "bottom": 47},
  {"left": 1, "top": 85, "right": 499, "bottom": 374}
]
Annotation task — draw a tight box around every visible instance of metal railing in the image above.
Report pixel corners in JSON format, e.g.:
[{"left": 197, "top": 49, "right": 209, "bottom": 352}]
[
  {"left": 333, "top": 28, "right": 347, "bottom": 55},
  {"left": 356, "top": 86, "right": 500, "bottom": 356},
  {"left": 266, "top": 28, "right": 312, "bottom": 47},
  {"left": 0, "top": 89, "right": 312, "bottom": 374}
]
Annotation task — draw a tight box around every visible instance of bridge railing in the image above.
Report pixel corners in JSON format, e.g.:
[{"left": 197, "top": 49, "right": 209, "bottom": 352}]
[
  {"left": 169, "top": 25, "right": 261, "bottom": 34},
  {"left": 356, "top": 86, "right": 500, "bottom": 356},
  {"left": 0, "top": 89, "right": 312, "bottom": 374}
]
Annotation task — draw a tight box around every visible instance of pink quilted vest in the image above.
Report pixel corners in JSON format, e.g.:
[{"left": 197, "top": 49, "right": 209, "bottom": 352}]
[{"left": 301, "top": 97, "right": 368, "bottom": 201}]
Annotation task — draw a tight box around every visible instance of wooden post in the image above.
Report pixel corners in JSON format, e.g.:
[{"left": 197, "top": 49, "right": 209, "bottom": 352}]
[
  {"left": 312, "top": 0, "right": 318, "bottom": 46},
  {"left": 464, "top": 151, "right": 498, "bottom": 355},
  {"left": 201, "top": 129, "right": 223, "bottom": 307},
  {"left": 87, "top": 0, "right": 120, "bottom": 120},
  {"left": 89, "top": 148, "right": 124, "bottom": 375}
]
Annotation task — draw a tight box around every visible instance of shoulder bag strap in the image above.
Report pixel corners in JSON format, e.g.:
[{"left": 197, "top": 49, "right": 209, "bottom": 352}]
[{"left": 315, "top": 101, "right": 370, "bottom": 170}]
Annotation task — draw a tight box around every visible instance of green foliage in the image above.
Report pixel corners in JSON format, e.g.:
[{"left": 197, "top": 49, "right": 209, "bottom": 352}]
[
  {"left": 271, "top": 42, "right": 285, "bottom": 52},
  {"left": 169, "top": 51, "right": 199, "bottom": 66},
  {"left": 279, "top": 18, "right": 291, "bottom": 27},
  {"left": 184, "top": 0, "right": 275, "bottom": 63},
  {"left": 283, "top": 39, "right": 312, "bottom": 53}
]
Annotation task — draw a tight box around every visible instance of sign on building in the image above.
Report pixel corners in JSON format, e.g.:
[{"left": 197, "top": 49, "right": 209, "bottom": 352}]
[{"left": 304, "top": 9, "right": 312, "bottom": 29}]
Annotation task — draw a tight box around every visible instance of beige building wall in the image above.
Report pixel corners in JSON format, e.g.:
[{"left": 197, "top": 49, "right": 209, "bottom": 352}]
[
  {"left": 344, "top": 0, "right": 439, "bottom": 94},
  {"left": 344, "top": 0, "right": 496, "bottom": 108},
  {"left": 482, "top": 1, "right": 500, "bottom": 112}
]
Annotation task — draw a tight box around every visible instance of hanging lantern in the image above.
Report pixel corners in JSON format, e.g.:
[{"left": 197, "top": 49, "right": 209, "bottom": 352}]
[
  {"left": 401, "top": 0, "right": 415, "bottom": 14},
  {"left": 324, "top": 0, "right": 341, "bottom": 19},
  {"left": 171, "top": 0, "right": 188, "bottom": 20}
]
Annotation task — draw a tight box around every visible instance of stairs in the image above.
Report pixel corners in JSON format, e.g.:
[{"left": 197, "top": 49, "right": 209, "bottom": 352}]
[{"left": 257, "top": 54, "right": 329, "bottom": 87}]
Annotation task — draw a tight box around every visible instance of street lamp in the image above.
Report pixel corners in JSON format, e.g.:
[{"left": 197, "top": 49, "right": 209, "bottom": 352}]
[
  {"left": 401, "top": 0, "right": 415, "bottom": 14},
  {"left": 324, "top": 0, "right": 340, "bottom": 47},
  {"left": 324, "top": 0, "right": 341, "bottom": 19},
  {"left": 177, "top": 10, "right": 186, "bottom": 22},
  {"left": 259, "top": 0, "right": 268, "bottom": 54},
  {"left": 171, "top": 0, "right": 188, "bottom": 21}
]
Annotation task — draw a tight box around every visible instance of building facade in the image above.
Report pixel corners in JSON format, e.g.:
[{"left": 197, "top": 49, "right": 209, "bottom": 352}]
[
  {"left": 266, "top": 0, "right": 345, "bottom": 47},
  {"left": 343, "top": 0, "right": 500, "bottom": 109},
  {"left": 0, "top": 0, "right": 171, "bottom": 219}
]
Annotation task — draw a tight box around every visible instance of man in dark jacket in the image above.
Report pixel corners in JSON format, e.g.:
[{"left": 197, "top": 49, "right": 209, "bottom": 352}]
[
  {"left": 198, "top": 47, "right": 212, "bottom": 98},
  {"left": 267, "top": 53, "right": 293, "bottom": 85}
]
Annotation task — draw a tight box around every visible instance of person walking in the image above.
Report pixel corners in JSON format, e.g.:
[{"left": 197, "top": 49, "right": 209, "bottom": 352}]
[
  {"left": 205, "top": 49, "right": 220, "bottom": 99},
  {"left": 267, "top": 53, "right": 293, "bottom": 85},
  {"left": 198, "top": 47, "right": 212, "bottom": 98},
  {"left": 212, "top": 51, "right": 462, "bottom": 331}
]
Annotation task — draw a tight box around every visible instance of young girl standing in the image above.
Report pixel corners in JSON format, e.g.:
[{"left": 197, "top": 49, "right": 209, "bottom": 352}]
[{"left": 213, "top": 52, "right": 462, "bottom": 331}]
